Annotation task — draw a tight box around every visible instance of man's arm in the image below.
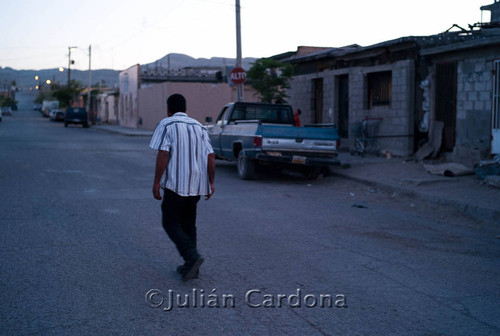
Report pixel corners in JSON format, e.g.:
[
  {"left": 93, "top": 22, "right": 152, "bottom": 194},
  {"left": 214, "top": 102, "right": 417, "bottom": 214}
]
[
  {"left": 153, "top": 150, "right": 170, "bottom": 200},
  {"left": 205, "top": 153, "right": 215, "bottom": 200}
]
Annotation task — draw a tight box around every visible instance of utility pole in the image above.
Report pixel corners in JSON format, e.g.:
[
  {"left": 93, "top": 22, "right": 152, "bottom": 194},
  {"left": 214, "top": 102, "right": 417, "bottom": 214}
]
[
  {"left": 87, "top": 45, "right": 92, "bottom": 123},
  {"left": 67, "top": 46, "right": 77, "bottom": 86},
  {"left": 235, "top": 0, "right": 243, "bottom": 101}
]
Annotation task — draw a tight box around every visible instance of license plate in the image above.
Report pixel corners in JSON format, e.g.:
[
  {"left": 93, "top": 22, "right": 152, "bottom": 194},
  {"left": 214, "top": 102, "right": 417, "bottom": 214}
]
[{"left": 292, "top": 155, "right": 307, "bottom": 164}]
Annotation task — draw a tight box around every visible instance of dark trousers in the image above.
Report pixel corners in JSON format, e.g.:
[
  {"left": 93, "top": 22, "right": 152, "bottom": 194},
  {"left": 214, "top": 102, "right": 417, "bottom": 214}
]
[{"left": 161, "top": 188, "right": 201, "bottom": 265}]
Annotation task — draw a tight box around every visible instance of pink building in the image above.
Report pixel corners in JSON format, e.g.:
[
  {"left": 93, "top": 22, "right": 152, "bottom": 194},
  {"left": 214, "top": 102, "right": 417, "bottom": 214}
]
[
  {"left": 118, "top": 64, "right": 259, "bottom": 130},
  {"left": 137, "top": 81, "right": 259, "bottom": 130}
]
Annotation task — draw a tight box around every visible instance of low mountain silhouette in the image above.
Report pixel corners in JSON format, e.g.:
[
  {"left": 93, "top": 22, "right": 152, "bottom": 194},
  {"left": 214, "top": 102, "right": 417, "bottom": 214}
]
[{"left": 0, "top": 53, "right": 259, "bottom": 91}]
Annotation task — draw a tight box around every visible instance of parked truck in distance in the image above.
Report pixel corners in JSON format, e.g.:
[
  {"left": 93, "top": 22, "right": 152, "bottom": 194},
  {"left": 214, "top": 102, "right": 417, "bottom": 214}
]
[
  {"left": 207, "top": 102, "right": 340, "bottom": 179},
  {"left": 64, "top": 107, "right": 89, "bottom": 128}
]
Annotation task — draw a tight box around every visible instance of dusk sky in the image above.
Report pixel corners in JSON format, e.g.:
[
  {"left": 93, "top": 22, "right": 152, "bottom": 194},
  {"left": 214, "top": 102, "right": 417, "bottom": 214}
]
[{"left": 0, "top": 0, "right": 491, "bottom": 71}]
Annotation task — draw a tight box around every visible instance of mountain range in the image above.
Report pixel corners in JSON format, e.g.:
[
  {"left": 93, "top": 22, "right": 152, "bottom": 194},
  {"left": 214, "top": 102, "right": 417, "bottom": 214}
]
[{"left": 0, "top": 54, "right": 259, "bottom": 91}]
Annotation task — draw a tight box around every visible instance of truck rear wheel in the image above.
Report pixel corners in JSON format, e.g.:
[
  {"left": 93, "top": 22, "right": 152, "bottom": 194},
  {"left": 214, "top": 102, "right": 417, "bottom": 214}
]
[{"left": 237, "top": 151, "right": 255, "bottom": 180}]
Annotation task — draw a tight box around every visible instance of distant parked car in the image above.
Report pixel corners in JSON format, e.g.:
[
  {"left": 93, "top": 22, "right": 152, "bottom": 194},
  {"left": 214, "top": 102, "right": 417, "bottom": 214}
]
[
  {"left": 33, "top": 104, "right": 42, "bottom": 111},
  {"left": 64, "top": 107, "right": 89, "bottom": 127},
  {"left": 49, "top": 109, "right": 65, "bottom": 121},
  {"left": 1, "top": 106, "right": 12, "bottom": 116}
]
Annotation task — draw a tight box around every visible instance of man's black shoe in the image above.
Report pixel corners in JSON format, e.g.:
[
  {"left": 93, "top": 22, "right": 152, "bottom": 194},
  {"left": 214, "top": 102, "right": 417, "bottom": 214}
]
[
  {"left": 182, "top": 257, "right": 204, "bottom": 281},
  {"left": 176, "top": 264, "right": 199, "bottom": 278}
]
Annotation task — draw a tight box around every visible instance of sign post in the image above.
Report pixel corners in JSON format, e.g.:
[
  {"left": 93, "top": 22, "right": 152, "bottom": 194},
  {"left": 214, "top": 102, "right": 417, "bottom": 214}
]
[{"left": 235, "top": 0, "right": 243, "bottom": 101}]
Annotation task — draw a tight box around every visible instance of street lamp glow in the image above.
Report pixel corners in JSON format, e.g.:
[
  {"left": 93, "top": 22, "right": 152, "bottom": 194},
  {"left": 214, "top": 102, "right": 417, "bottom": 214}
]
[
  {"left": 34, "top": 75, "right": 39, "bottom": 80},
  {"left": 46, "top": 80, "right": 51, "bottom": 84},
  {"left": 59, "top": 67, "right": 64, "bottom": 72}
]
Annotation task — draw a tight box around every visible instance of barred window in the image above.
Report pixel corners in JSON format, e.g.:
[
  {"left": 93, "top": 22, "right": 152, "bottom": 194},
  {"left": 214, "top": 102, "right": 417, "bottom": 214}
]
[{"left": 368, "top": 71, "right": 392, "bottom": 108}]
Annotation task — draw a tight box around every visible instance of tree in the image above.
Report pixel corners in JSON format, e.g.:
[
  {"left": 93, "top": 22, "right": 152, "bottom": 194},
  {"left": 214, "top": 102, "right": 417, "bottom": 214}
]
[
  {"left": 36, "top": 80, "right": 82, "bottom": 107},
  {"left": 52, "top": 84, "right": 81, "bottom": 108},
  {"left": 246, "top": 58, "right": 293, "bottom": 104},
  {"left": 0, "top": 96, "right": 17, "bottom": 107}
]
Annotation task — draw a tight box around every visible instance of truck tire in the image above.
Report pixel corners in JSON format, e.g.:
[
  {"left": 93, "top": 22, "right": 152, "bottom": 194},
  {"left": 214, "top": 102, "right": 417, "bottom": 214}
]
[{"left": 237, "top": 151, "right": 255, "bottom": 180}]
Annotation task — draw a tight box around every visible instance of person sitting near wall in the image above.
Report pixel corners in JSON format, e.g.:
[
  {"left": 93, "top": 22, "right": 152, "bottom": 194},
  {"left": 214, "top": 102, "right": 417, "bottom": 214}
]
[{"left": 293, "top": 108, "right": 301, "bottom": 127}]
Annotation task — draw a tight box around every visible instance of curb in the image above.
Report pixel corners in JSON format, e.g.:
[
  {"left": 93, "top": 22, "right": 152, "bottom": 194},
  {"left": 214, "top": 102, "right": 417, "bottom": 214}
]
[
  {"left": 94, "top": 126, "right": 153, "bottom": 137},
  {"left": 332, "top": 170, "right": 500, "bottom": 224}
]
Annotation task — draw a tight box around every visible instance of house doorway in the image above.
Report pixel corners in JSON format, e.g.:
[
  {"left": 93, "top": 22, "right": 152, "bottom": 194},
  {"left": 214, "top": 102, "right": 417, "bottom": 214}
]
[
  {"left": 312, "top": 78, "right": 323, "bottom": 124},
  {"left": 435, "top": 62, "right": 457, "bottom": 152},
  {"left": 337, "top": 75, "right": 349, "bottom": 138}
]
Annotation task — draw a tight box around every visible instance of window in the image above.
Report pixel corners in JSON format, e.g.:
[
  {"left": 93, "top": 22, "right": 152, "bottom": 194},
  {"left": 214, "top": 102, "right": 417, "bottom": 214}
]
[
  {"left": 368, "top": 71, "right": 392, "bottom": 108},
  {"left": 216, "top": 106, "right": 229, "bottom": 125},
  {"left": 229, "top": 104, "right": 294, "bottom": 124}
]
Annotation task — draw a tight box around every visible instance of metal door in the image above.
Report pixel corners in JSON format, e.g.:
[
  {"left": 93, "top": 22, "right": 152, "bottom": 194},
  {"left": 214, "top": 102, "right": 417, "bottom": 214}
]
[
  {"left": 435, "top": 62, "right": 457, "bottom": 152},
  {"left": 337, "top": 75, "right": 349, "bottom": 138},
  {"left": 312, "top": 78, "right": 323, "bottom": 124},
  {"left": 492, "top": 60, "right": 500, "bottom": 154}
]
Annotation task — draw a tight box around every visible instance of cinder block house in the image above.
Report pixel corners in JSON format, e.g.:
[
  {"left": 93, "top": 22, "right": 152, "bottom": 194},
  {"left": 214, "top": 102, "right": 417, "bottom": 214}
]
[{"left": 282, "top": 1, "right": 500, "bottom": 165}]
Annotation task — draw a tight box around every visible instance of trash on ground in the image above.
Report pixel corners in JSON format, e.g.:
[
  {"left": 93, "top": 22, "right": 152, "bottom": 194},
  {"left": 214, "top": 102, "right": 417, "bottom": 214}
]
[
  {"left": 484, "top": 175, "right": 500, "bottom": 188},
  {"left": 474, "top": 158, "right": 500, "bottom": 180},
  {"left": 414, "top": 121, "right": 443, "bottom": 162},
  {"left": 423, "top": 162, "right": 474, "bottom": 177},
  {"left": 352, "top": 204, "right": 368, "bottom": 208}
]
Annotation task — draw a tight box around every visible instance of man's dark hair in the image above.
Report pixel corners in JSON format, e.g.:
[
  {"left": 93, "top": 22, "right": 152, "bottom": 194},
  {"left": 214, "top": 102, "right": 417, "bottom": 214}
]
[{"left": 167, "top": 94, "right": 186, "bottom": 113}]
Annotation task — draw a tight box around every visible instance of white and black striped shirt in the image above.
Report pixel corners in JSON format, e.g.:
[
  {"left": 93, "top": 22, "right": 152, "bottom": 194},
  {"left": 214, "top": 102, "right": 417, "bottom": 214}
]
[{"left": 149, "top": 112, "right": 214, "bottom": 197}]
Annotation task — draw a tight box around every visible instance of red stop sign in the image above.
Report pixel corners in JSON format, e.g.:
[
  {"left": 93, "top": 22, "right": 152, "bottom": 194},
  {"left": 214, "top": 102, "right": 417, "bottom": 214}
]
[{"left": 229, "top": 67, "right": 247, "bottom": 84}]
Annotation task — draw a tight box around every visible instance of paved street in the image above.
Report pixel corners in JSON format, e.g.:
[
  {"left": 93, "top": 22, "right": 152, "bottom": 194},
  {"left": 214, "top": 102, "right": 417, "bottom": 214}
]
[{"left": 1, "top": 93, "right": 499, "bottom": 336}]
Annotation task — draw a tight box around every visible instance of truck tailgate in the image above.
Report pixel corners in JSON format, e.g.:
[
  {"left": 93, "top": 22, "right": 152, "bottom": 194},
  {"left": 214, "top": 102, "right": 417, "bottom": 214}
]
[{"left": 259, "top": 124, "right": 339, "bottom": 152}]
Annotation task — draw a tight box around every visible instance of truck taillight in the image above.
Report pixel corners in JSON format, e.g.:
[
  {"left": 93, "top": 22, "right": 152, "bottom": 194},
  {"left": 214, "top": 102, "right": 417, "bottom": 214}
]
[{"left": 253, "top": 136, "right": 262, "bottom": 147}]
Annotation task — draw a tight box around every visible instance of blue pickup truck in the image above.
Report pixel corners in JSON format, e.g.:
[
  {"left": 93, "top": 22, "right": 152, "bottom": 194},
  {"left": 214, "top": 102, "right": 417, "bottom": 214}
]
[
  {"left": 64, "top": 107, "right": 89, "bottom": 128},
  {"left": 207, "top": 102, "right": 340, "bottom": 179}
]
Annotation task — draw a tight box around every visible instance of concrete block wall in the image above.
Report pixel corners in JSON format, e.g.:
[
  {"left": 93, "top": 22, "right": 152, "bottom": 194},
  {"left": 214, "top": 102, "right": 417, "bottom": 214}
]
[
  {"left": 288, "top": 59, "right": 415, "bottom": 157},
  {"left": 287, "top": 75, "right": 313, "bottom": 124},
  {"left": 452, "top": 56, "right": 495, "bottom": 165}
]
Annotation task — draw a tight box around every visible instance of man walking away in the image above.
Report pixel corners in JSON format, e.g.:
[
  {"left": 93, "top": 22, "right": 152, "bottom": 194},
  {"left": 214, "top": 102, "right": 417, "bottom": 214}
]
[{"left": 150, "top": 94, "right": 215, "bottom": 281}]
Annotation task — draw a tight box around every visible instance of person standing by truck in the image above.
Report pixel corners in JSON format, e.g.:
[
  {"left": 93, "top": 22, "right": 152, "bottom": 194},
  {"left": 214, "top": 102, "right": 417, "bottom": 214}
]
[
  {"left": 293, "top": 108, "right": 302, "bottom": 127},
  {"left": 150, "top": 94, "right": 216, "bottom": 281}
]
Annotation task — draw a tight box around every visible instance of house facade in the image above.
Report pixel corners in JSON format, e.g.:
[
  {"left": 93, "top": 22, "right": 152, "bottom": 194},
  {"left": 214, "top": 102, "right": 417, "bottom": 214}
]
[
  {"left": 421, "top": 30, "right": 500, "bottom": 165},
  {"left": 118, "top": 64, "right": 140, "bottom": 128},
  {"left": 96, "top": 90, "right": 119, "bottom": 125},
  {"left": 286, "top": 44, "right": 418, "bottom": 157},
  {"left": 283, "top": 1, "right": 500, "bottom": 165},
  {"left": 118, "top": 64, "right": 259, "bottom": 130},
  {"left": 137, "top": 81, "right": 258, "bottom": 130}
]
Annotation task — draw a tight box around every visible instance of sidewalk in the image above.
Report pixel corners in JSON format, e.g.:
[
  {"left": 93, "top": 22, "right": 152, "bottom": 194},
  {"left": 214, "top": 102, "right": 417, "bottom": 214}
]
[
  {"left": 94, "top": 124, "right": 153, "bottom": 137},
  {"left": 331, "top": 153, "right": 500, "bottom": 224}
]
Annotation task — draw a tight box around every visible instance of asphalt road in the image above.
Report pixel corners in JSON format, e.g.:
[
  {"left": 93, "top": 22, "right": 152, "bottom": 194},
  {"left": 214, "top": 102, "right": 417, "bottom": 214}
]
[{"left": 1, "top": 93, "right": 499, "bottom": 335}]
